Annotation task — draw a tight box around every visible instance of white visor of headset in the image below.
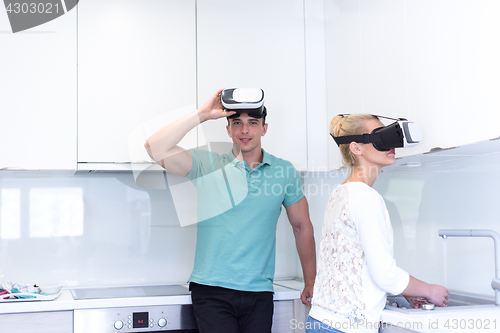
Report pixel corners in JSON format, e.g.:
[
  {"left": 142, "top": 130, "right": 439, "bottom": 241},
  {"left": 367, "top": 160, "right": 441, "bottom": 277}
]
[
  {"left": 221, "top": 88, "right": 264, "bottom": 109},
  {"left": 221, "top": 88, "right": 266, "bottom": 119}
]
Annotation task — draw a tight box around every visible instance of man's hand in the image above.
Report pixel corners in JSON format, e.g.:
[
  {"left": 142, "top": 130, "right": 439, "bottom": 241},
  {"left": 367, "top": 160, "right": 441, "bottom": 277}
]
[
  {"left": 197, "top": 88, "right": 235, "bottom": 122},
  {"left": 301, "top": 282, "right": 314, "bottom": 306}
]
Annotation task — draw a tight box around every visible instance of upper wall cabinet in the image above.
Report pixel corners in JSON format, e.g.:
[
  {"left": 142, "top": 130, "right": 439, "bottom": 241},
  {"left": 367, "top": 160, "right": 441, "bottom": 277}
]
[
  {"left": 0, "top": 10, "right": 77, "bottom": 170},
  {"left": 196, "top": 0, "right": 307, "bottom": 170},
  {"left": 324, "top": 0, "right": 500, "bottom": 170},
  {"left": 77, "top": 0, "right": 196, "bottom": 170}
]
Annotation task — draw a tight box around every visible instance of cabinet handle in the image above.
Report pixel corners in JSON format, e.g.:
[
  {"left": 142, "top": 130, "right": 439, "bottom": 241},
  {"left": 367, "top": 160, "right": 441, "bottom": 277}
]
[{"left": 0, "top": 167, "right": 40, "bottom": 171}]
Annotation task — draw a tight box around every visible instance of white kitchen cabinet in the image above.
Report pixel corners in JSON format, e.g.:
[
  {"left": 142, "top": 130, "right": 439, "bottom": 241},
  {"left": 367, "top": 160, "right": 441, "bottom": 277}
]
[
  {"left": 405, "top": 0, "right": 500, "bottom": 152},
  {"left": 0, "top": 9, "right": 77, "bottom": 170},
  {"left": 77, "top": 0, "right": 197, "bottom": 169},
  {"left": 380, "top": 324, "right": 418, "bottom": 333},
  {"left": 324, "top": 0, "right": 411, "bottom": 170},
  {"left": 196, "top": 0, "right": 308, "bottom": 170},
  {"left": 272, "top": 301, "right": 294, "bottom": 332},
  {"left": 324, "top": 0, "right": 500, "bottom": 170},
  {"left": 305, "top": 0, "right": 329, "bottom": 172},
  {"left": 0, "top": 311, "right": 73, "bottom": 333}
]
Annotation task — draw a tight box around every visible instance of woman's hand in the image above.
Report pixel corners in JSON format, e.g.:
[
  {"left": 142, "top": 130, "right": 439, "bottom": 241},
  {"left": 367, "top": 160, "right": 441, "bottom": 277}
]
[
  {"left": 426, "top": 284, "right": 449, "bottom": 307},
  {"left": 402, "top": 276, "right": 449, "bottom": 307},
  {"left": 405, "top": 296, "right": 433, "bottom": 309}
]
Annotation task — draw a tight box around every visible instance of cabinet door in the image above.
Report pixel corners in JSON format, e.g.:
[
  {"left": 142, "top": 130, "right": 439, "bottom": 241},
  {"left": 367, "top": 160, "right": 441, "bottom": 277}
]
[
  {"left": 77, "top": 0, "right": 196, "bottom": 165},
  {"left": 0, "top": 10, "right": 76, "bottom": 170},
  {"left": 324, "top": 0, "right": 500, "bottom": 170},
  {"left": 0, "top": 311, "right": 73, "bottom": 333},
  {"left": 305, "top": 0, "right": 329, "bottom": 172},
  {"left": 272, "top": 300, "right": 294, "bottom": 332},
  {"left": 196, "top": 0, "right": 307, "bottom": 170},
  {"left": 324, "top": 0, "right": 412, "bottom": 170}
]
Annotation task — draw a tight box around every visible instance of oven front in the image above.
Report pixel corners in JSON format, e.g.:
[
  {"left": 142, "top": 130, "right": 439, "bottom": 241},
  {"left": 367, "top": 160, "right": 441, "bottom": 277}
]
[{"left": 74, "top": 304, "right": 199, "bottom": 333}]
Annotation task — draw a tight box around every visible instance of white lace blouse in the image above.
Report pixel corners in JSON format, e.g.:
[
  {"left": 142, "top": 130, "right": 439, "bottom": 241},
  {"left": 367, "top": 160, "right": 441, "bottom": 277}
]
[{"left": 309, "top": 182, "right": 409, "bottom": 332}]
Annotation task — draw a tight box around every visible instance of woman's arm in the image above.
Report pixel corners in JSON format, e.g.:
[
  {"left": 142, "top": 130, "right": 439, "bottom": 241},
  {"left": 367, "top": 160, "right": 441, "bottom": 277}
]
[
  {"left": 401, "top": 276, "right": 449, "bottom": 307},
  {"left": 354, "top": 189, "right": 449, "bottom": 306},
  {"left": 355, "top": 190, "right": 410, "bottom": 295}
]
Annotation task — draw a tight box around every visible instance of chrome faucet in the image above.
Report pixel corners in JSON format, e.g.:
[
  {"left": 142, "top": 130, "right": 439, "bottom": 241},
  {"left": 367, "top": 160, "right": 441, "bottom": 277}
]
[{"left": 439, "top": 229, "right": 500, "bottom": 306}]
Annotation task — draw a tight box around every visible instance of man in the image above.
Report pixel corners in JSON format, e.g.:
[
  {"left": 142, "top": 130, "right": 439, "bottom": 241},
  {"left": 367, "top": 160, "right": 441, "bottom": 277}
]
[{"left": 145, "top": 88, "right": 316, "bottom": 333}]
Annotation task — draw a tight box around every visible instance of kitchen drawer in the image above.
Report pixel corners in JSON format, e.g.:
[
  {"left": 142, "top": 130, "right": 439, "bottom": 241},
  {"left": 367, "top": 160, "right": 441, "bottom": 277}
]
[
  {"left": 379, "top": 323, "right": 419, "bottom": 333},
  {"left": 273, "top": 299, "right": 309, "bottom": 333},
  {"left": 0, "top": 310, "right": 73, "bottom": 333}
]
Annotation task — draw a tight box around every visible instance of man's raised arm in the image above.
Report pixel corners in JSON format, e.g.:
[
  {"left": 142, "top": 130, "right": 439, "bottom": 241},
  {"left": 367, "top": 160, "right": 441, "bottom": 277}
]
[{"left": 144, "top": 88, "right": 234, "bottom": 176}]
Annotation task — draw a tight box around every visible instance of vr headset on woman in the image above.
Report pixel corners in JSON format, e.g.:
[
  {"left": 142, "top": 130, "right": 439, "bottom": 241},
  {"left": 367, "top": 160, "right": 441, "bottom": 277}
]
[{"left": 331, "top": 115, "right": 422, "bottom": 151}]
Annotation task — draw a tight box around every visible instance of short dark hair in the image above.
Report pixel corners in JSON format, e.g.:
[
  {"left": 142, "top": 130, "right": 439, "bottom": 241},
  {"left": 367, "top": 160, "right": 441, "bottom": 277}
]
[{"left": 227, "top": 112, "right": 266, "bottom": 126}]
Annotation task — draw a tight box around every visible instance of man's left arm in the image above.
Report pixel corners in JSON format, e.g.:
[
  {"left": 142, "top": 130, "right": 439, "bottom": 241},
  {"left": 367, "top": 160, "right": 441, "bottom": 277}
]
[{"left": 285, "top": 196, "right": 316, "bottom": 306}]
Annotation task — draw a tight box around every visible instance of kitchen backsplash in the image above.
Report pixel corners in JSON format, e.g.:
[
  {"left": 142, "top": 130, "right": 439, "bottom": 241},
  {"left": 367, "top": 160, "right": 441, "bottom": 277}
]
[
  {"left": 1, "top": 144, "right": 499, "bottom": 298},
  {"left": 0, "top": 171, "right": 297, "bottom": 287}
]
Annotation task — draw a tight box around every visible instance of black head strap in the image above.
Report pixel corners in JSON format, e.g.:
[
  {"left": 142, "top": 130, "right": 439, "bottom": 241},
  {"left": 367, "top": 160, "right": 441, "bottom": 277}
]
[
  {"left": 227, "top": 106, "right": 267, "bottom": 119},
  {"left": 337, "top": 113, "right": 407, "bottom": 122},
  {"left": 330, "top": 132, "right": 383, "bottom": 146}
]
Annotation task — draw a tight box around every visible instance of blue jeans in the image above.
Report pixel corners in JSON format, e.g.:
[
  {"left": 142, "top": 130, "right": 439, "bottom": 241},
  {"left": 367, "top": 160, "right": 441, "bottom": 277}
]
[{"left": 306, "top": 316, "right": 345, "bottom": 333}]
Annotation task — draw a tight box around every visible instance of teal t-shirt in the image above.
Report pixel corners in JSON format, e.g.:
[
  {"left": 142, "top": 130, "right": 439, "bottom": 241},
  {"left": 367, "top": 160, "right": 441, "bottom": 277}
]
[{"left": 186, "top": 148, "right": 304, "bottom": 292}]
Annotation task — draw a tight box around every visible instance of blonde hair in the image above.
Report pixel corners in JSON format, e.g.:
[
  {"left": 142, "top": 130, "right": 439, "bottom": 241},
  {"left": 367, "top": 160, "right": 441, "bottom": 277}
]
[{"left": 329, "top": 114, "right": 379, "bottom": 167}]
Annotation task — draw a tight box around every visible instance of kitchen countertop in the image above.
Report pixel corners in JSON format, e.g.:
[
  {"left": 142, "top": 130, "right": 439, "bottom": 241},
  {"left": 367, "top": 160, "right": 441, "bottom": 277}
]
[
  {"left": 275, "top": 280, "right": 500, "bottom": 333},
  {"left": 381, "top": 305, "right": 500, "bottom": 333},
  {"left": 0, "top": 280, "right": 302, "bottom": 315},
  {"left": 4, "top": 280, "right": 498, "bottom": 333}
]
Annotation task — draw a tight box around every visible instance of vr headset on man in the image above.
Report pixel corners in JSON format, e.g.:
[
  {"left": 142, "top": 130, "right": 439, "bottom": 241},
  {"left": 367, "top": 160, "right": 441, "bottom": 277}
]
[
  {"left": 331, "top": 115, "right": 422, "bottom": 151},
  {"left": 221, "top": 88, "right": 267, "bottom": 119}
]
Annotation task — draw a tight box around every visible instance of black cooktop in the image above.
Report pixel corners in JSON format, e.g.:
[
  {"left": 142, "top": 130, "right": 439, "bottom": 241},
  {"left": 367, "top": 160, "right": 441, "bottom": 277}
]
[{"left": 71, "top": 285, "right": 191, "bottom": 300}]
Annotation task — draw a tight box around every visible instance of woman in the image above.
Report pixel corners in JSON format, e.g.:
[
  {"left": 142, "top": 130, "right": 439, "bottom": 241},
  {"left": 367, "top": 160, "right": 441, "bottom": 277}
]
[{"left": 307, "top": 114, "right": 448, "bottom": 333}]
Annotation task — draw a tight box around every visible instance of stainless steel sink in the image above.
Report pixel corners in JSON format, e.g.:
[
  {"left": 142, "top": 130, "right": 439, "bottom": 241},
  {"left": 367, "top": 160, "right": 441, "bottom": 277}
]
[{"left": 385, "top": 291, "right": 495, "bottom": 314}]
